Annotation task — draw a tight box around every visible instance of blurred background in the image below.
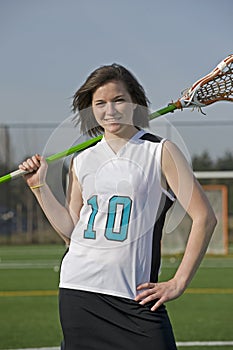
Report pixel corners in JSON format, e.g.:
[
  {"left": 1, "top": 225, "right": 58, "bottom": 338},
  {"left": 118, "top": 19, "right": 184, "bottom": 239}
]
[
  {"left": 0, "top": 0, "right": 232, "bottom": 251},
  {"left": 0, "top": 2, "right": 232, "bottom": 349}
]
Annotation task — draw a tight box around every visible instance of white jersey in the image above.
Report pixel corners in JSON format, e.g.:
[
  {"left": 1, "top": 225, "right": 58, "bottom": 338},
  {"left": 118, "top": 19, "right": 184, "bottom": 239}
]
[{"left": 59, "top": 129, "right": 175, "bottom": 299}]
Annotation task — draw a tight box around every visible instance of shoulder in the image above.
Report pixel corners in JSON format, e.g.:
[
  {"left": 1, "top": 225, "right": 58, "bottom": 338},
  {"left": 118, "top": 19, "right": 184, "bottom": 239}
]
[
  {"left": 162, "top": 140, "right": 191, "bottom": 171},
  {"left": 161, "top": 140, "right": 195, "bottom": 195}
]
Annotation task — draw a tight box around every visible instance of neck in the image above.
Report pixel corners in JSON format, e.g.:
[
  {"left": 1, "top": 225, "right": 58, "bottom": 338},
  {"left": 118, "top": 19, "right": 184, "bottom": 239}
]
[{"left": 104, "top": 126, "right": 139, "bottom": 153}]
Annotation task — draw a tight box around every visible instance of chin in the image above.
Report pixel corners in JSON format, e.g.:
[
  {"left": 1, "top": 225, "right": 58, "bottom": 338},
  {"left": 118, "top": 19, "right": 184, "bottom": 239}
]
[{"left": 106, "top": 123, "right": 122, "bottom": 133}]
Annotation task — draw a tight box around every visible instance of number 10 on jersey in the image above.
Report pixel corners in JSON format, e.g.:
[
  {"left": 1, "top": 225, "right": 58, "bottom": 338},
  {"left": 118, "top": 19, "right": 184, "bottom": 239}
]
[{"left": 84, "top": 195, "right": 132, "bottom": 242}]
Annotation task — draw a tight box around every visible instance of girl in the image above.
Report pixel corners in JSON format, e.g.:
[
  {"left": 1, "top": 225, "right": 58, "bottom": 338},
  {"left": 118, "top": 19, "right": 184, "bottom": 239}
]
[{"left": 19, "top": 64, "right": 217, "bottom": 350}]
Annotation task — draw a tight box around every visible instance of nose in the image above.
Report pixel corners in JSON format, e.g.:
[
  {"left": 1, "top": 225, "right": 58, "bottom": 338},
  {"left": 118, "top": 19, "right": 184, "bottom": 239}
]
[{"left": 105, "top": 102, "right": 116, "bottom": 116}]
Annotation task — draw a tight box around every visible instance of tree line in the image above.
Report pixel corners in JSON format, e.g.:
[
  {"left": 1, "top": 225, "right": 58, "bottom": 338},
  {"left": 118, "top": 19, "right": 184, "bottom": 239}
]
[{"left": 192, "top": 151, "right": 233, "bottom": 171}]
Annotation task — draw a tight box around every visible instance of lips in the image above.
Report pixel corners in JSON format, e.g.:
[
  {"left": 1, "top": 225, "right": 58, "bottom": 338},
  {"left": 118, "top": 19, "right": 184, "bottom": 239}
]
[{"left": 104, "top": 117, "right": 121, "bottom": 124}]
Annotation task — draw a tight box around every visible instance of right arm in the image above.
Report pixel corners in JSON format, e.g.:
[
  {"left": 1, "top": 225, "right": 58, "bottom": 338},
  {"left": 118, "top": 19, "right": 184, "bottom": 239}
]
[{"left": 19, "top": 154, "right": 83, "bottom": 245}]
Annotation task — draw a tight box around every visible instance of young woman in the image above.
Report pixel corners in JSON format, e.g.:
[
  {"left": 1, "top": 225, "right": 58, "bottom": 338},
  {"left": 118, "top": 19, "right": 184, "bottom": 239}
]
[{"left": 19, "top": 64, "right": 217, "bottom": 350}]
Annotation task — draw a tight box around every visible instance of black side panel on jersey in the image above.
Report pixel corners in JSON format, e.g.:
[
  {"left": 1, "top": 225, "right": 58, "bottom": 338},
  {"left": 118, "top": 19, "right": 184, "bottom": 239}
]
[
  {"left": 150, "top": 194, "right": 174, "bottom": 282},
  {"left": 139, "top": 132, "right": 174, "bottom": 282},
  {"left": 140, "top": 132, "right": 162, "bottom": 143}
]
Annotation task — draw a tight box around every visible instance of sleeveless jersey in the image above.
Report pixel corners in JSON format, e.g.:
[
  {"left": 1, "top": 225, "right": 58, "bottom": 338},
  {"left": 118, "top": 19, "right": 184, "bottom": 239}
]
[{"left": 59, "top": 129, "right": 175, "bottom": 299}]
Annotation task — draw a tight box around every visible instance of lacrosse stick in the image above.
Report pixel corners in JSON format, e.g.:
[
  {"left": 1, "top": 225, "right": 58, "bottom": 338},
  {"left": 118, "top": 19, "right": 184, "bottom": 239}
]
[{"left": 0, "top": 54, "right": 233, "bottom": 185}]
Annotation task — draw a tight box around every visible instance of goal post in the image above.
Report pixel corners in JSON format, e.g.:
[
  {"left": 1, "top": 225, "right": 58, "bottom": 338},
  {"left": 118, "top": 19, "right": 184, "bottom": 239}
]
[
  {"left": 203, "top": 185, "right": 228, "bottom": 255},
  {"left": 161, "top": 184, "right": 228, "bottom": 255}
]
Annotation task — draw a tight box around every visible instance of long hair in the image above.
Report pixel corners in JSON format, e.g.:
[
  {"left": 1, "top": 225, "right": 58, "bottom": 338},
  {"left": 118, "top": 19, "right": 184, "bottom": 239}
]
[{"left": 73, "top": 63, "right": 150, "bottom": 137}]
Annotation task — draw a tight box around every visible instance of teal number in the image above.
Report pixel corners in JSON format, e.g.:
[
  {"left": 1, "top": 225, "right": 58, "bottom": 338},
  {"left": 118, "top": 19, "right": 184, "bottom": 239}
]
[
  {"left": 84, "top": 195, "right": 98, "bottom": 239},
  {"left": 84, "top": 195, "right": 132, "bottom": 242},
  {"left": 105, "top": 196, "right": 132, "bottom": 241}
]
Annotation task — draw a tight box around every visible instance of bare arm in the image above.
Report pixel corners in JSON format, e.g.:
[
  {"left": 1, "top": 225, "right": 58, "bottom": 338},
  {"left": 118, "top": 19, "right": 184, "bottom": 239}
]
[
  {"left": 19, "top": 155, "right": 83, "bottom": 245},
  {"left": 135, "top": 141, "right": 217, "bottom": 310}
]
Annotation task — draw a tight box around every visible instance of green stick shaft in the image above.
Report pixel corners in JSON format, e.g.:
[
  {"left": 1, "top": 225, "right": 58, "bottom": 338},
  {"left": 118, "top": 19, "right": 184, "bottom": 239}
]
[
  {"left": 0, "top": 174, "right": 12, "bottom": 184},
  {"left": 46, "top": 135, "right": 103, "bottom": 162},
  {"left": 0, "top": 103, "right": 177, "bottom": 184},
  {"left": 149, "top": 104, "right": 177, "bottom": 119}
]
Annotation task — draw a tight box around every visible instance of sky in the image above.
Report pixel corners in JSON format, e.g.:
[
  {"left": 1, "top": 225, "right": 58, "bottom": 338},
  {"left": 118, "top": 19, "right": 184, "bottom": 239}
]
[{"left": 0, "top": 0, "right": 232, "bottom": 163}]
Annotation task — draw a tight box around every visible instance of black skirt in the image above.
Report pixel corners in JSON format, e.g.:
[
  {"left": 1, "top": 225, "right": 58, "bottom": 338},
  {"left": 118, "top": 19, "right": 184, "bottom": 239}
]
[{"left": 59, "top": 288, "right": 177, "bottom": 350}]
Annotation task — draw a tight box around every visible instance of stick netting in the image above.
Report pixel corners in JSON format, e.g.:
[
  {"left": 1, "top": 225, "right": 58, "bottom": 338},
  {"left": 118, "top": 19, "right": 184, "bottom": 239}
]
[
  {"left": 178, "top": 54, "right": 233, "bottom": 109},
  {"left": 196, "top": 61, "right": 233, "bottom": 105}
]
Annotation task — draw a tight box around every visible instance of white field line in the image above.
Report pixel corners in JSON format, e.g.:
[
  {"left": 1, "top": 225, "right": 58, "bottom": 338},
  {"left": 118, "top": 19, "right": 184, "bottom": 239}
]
[
  {"left": 3, "top": 341, "right": 233, "bottom": 349},
  {"left": 177, "top": 341, "right": 233, "bottom": 347}
]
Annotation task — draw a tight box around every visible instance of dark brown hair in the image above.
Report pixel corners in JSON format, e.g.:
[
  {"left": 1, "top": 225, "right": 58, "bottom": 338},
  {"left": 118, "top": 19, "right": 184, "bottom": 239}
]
[{"left": 73, "top": 63, "right": 150, "bottom": 137}]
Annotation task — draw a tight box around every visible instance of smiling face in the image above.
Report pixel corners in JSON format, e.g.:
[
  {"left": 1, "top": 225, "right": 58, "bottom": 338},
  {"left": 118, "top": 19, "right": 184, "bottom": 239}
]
[{"left": 92, "top": 80, "right": 137, "bottom": 137}]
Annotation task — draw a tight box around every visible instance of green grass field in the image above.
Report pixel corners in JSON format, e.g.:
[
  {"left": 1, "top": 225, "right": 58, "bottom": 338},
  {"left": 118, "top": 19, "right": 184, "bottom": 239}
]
[{"left": 0, "top": 244, "right": 232, "bottom": 350}]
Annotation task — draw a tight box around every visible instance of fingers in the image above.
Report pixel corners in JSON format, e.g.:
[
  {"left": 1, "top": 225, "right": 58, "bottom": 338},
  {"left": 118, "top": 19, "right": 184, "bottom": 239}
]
[
  {"left": 135, "top": 279, "right": 182, "bottom": 312},
  {"left": 150, "top": 299, "right": 165, "bottom": 312},
  {"left": 19, "top": 154, "right": 42, "bottom": 173},
  {"left": 135, "top": 283, "right": 159, "bottom": 306},
  {"left": 18, "top": 154, "right": 48, "bottom": 188},
  {"left": 135, "top": 281, "right": 172, "bottom": 312},
  {"left": 136, "top": 282, "right": 155, "bottom": 291}
]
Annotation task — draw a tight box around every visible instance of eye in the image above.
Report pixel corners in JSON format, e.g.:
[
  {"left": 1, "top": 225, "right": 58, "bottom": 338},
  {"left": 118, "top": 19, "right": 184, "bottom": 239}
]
[
  {"left": 115, "top": 98, "right": 125, "bottom": 104},
  {"left": 95, "top": 101, "right": 105, "bottom": 107}
]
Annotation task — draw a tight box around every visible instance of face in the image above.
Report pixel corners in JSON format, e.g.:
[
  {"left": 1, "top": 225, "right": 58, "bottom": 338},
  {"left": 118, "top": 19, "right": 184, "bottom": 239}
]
[{"left": 92, "top": 80, "right": 136, "bottom": 136}]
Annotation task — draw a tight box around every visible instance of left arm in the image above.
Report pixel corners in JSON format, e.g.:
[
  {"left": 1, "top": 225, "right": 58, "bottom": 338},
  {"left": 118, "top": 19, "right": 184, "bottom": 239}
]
[{"left": 135, "top": 141, "right": 217, "bottom": 311}]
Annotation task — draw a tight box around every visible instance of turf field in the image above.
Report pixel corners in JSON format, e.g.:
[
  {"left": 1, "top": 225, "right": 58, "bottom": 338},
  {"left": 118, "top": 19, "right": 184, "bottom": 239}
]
[{"left": 0, "top": 244, "right": 232, "bottom": 350}]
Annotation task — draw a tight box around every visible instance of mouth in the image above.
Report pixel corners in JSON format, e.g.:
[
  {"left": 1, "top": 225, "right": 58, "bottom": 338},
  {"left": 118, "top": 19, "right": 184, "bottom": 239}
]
[{"left": 103, "top": 117, "right": 121, "bottom": 124}]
